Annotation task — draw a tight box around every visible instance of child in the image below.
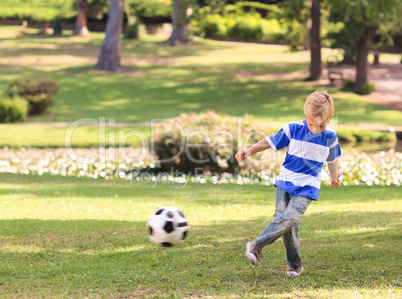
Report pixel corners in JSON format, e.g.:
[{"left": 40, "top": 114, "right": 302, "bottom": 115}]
[{"left": 235, "top": 91, "right": 344, "bottom": 277}]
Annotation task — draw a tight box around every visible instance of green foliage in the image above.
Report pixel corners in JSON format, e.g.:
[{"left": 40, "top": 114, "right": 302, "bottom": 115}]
[
  {"left": 342, "top": 78, "right": 355, "bottom": 91},
  {"left": 192, "top": 3, "right": 286, "bottom": 43},
  {"left": 6, "top": 77, "right": 60, "bottom": 115},
  {"left": 228, "top": 13, "right": 283, "bottom": 42},
  {"left": 0, "top": 97, "right": 28, "bottom": 123},
  {"left": 0, "top": 0, "right": 76, "bottom": 21},
  {"left": 280, "top": 19, "right": 307, "bottom": 51},
  {"left": 326, "top": 0, "right": 402, "bottom": 52},
  {"left": 153, "top": 111, "right": 274, "bottom": 173},
  {"left": 128, "top": 0, "right": 172, "bottom": 20},
  {"left": 278, "top": 0, "right": 309, "bottom": 51},
  {"left": 199, "top": 14, "right": 228, "bottom": 38},
  {"left": 360, "top": 82, "right": 376, "bottom": 95},
  {"left": 374, "top": 1, "right": 402, "bottom": 49},
  {"left": 342, "top": 79, "right": 376, "bottom": 95}
]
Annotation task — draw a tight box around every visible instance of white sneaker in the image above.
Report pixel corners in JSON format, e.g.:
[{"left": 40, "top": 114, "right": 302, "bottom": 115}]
[
  {"left": 245, "top": 241, "right": 262, "bottom": 265},
  {"left": 286, "top": 266, "right": 304, "bottom": 277}
]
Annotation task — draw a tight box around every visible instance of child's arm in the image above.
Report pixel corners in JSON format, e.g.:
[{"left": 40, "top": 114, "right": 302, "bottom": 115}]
[
  {"left": 235, "top": 138, "right": 271, "bottom": 161},
  {"left": 327, "top": 160, "right": 345, "bottom": 187}
]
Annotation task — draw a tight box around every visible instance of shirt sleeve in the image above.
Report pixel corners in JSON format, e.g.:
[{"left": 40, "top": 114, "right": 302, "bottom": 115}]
[
  {"left": 266, "top": 125, "right": 290, "bottom": 152},
  {"left": 327, "top": 139, "right": 341, "bottom": 162}
]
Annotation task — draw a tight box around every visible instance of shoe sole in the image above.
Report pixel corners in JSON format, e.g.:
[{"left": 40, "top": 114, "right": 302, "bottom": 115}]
[
  {"left": 245, "top": 242, "right": 257, "bottom": 265},
  {"left": 286, "top": 266, "right": 304, "bottom": 277}
]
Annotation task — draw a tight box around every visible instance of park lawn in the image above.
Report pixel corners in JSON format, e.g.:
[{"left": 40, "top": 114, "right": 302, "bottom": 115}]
[
  {"left": 1, "top": 25, "right": 402, "bottom": 144},
  {"left": 0, "top": 124, "right": 150, "bottom": 148},
  {"left": 0, "top": 173, "right": 400, "bottom": 298}
]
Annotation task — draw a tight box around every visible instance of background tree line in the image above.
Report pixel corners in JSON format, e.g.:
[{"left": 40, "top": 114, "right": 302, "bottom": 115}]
[{"left": 1, "top": 0, "right": 401, "bottom": 94}]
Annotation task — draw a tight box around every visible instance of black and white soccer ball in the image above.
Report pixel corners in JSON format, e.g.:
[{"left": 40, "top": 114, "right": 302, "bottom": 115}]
[{"left": 147, "top": 206, "right": 189, "bottom": 247}]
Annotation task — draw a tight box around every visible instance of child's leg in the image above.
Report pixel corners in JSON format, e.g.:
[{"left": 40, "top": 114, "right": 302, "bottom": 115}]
[
  {"left": 256, "top": 194, "right": 310, "bottom": 248},
  {"left": 282, "top": 223, "right": 302, "bottom": 269}
]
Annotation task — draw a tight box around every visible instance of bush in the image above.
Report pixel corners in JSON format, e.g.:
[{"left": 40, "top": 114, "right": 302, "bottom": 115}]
[
  {"left": 342, "top": 78, "right": 355, "bottom": 91},
  {"left": 192, "top": 9, "right": 286, "bottom": 43},
  {"left": 202, "top": 14, "right": 228, "bottom": 38},
  {"left": 342, "top": 79, "right": 376, "bottom": 95},
  {"left": 153, "top": 111, "right": 276, "bottom": 174},
  {"left": 228, "top": 14, "right": 266, "bottom": 41},
  {"left": 6, "top": 77, "right": 60, "bottom": 115},
  {"left": 360, "top": 82, "right": 376, "bottom": 95},
  {"left": 0, "top": 97, "right": 28, "bottom": 123}
]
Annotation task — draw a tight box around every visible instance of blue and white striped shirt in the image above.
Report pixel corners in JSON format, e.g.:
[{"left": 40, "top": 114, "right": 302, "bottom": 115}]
[{"left": 266, "top": 120, "right": 341, "bottom": 200}]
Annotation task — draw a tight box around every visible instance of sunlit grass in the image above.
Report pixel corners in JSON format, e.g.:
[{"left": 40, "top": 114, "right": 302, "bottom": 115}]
[
  {"left": 0, "top": 125, "right": 150, "bottom": 148},
  {"left": 0, "top": 173, "right": 401, "bottom": 298},
  {"left": 1, "top": 24, "right": 401, "bottom": 127}
]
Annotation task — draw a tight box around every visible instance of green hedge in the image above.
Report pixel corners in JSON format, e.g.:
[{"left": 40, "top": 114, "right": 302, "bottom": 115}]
[
  {"left": 0, "top": 97, "right": 28, "bottom": 123},
  {"left": 192, "top": 12, "right": 285, "bottom": 43},
  {"left": 5, "top": 77, "right": 60, "bottom": 115},
  {"left": 0, "top": 0, "right": 172, "bottom": 25},
  {"left": 0, "top": 0, "right": 75, "bottom": 22}
]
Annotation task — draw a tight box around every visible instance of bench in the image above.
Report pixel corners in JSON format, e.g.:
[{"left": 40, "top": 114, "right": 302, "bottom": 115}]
[{"left": 328, "top": 71, "right": 344, "bottom": 85}]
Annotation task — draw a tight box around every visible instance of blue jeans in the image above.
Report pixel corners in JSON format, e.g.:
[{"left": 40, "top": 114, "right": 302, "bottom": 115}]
[{"left": 255, "top": 187, "right": 311, "bottom": 269}]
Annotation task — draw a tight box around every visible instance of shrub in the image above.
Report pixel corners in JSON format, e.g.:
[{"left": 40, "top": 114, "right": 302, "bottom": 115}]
[
  {"left": 153, "top": 111, "right": 276, "bottom": 174},
  {"left": 360, "top": 82, "right": 376, "bottom": 95},
  {"left": 228, "top": 14, "right": 265, "bottom": 41},
  {"left": 6, "top": 77, "right": 60, "bottom": 115},
  {"left": 342, "top": 78, "right": 355, "bottom": 91},
  {"left": 192, "top": 8, "right": 287, "bottom": 43},
  {"left": 0, "top": 97, "right": 28, "bottom": 123},
  {"left": 342, "top": 79, "right": 376, "bottom": 95},
  {"left": 203, "top": 14, "right": 228, "bottom": 38}
]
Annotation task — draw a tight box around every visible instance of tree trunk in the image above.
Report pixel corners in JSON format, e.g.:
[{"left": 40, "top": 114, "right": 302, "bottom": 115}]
[
  {"left": 354, "top": 26, "right": 375, "bottom": 94},
  {"left": 53, "top": 20, "right": 63, "bottom": 35},
  {"left": 96, "top": 0, "right": 124, "bottom": 72},
  {"left": 373, "top": 53, "right": 380, "bottom": 64},
  {"left": 167, "top": 0, "right": 192, "bottom": 46},
  {"left": 74, "top": 0, "right": 89, "bottom": 36},
  {"left": 309, "top": 0, "right": 321, "bottom": 80}
]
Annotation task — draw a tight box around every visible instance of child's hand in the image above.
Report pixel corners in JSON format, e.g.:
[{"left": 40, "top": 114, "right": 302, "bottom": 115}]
[
  {"left": 331, "top": 172, "right": 346, "bottom": 187},
  {"left": 235, "top": 149, "right": 251, "bottom": 161}
]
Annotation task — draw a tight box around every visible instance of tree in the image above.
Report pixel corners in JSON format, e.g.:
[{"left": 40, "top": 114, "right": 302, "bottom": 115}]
[
  {"left": 354, "top": 25, "right": 375, "bottom": 93},
  {"left": 280, "top": 0, "right": 322, "bottom": 79},
  {"left": 74, "top": 0, "right": 90, "bottom": 36},
  {"left": 309, "top": 0, "right": 321, "bottom": 80},
  {"left": 327, "top": 0, "right": 401, "bottom": 94},
  {"left": 167, "top": 0, "right": 192, "bottom": 45},
  {"left": 96, "top": 0, "right": 124, "bottom": 71}
]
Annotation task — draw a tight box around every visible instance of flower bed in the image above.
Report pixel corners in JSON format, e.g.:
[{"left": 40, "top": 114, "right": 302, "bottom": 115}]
[{"left": 0, "top": 147, "right": 400, "bottom": 187}]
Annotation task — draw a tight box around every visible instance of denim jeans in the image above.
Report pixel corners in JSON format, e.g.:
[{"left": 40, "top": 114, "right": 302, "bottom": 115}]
[{"left": 255, "top": 187, "right": 311, "bottom": 269}]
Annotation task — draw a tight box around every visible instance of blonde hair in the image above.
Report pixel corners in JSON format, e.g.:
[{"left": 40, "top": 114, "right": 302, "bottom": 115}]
[{"left": 304, "top": 91, "right": 334, "bottom": 122}]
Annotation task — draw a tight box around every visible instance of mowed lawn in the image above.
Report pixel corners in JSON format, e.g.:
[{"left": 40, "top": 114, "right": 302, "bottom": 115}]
[
  {"left": 0, "top": 173, "right": 400, "bottom": 298},
  {"left": 1, "top": 25, "right": 402, "bottom": 148},
  {"left": 1, "top": 25, "right": 402, "bottom": 126}
]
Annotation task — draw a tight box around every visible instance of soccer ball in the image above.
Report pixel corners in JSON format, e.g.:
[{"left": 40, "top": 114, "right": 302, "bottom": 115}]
[{"left": 147, "top": 206, "right": 189, "bottom": 247}]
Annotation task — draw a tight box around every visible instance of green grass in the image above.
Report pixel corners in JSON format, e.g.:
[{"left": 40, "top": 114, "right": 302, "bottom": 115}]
[
  {"left": 0, "top": 25, "right": 401, "bottom": 148},
  {"left": 1, "top": 25, "right": 402, "bottom": 149},
  {"left": 0, "top": 173, "right": 401, "bottom": 298},
  {"left": 0, "top": 125, "right": 151, "bottom": 148}
]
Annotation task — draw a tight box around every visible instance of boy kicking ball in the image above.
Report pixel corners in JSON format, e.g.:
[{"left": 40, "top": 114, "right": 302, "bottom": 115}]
[{"left": 235, "top": 91, "right": 344, "bottom": 277}]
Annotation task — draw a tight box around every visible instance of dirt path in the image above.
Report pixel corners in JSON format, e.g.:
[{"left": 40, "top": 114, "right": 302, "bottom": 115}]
[{"left": 325, "top": 63, "right": 402, "bottom": 111}]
